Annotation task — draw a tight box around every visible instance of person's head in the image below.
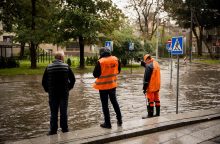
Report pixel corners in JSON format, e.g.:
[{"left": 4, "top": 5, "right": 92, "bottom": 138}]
[
  {"left": 99, "top": 47, "right": 111, "bottom": 58},
  {"left": 54, "top": 51, "right": 65, "bottom": 61},
  {"left": 143, "top": 54, "right": 151, "bottom": 63}
]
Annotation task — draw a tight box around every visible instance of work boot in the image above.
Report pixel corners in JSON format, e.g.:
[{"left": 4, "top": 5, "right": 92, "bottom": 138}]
[
  {"left": 156, "top": 106, "right": 160, "bottom": 116},
  {"left": 147, "top": 105, "right": 150, "bottom": 113},
  {"left": 148, "top": 106, "right": 154, "bottom": 117},
  {"left": 100, "top": 123, "right": 112, "bottom": 129}
]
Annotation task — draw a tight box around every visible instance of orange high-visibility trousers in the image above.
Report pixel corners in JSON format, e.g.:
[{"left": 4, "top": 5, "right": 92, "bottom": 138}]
[{"left": 146, "top": 91, "right": 160, "bottom": 107}]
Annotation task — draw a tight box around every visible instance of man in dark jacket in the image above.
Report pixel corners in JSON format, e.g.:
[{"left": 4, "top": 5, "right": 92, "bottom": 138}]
[
  {"left": 42, "top": 51, "right": 75, "bottom": 135},
  {"left": 93, "top": 47, "right": 122, "bottom": 129}
]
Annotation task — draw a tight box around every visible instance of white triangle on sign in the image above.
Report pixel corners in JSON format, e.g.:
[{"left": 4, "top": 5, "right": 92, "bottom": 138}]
[{"left": 173, "top": 39, "right": 181, "bottom": 51}]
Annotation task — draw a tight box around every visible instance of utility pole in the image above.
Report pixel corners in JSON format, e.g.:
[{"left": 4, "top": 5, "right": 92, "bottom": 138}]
[
  {"left": 161, "top": 21, "right": 165, "bottom": 56},
  {"left": 156, "top": 1, "right": 159, "bottom": 60},
  {"left": 189, "top": 7, "right": 193, "bottom": 62}
]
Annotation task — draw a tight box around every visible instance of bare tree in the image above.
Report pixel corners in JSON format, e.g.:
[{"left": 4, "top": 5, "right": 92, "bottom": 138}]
[{"left": 127, "top": 0, "right": 163, "bottom": 41}]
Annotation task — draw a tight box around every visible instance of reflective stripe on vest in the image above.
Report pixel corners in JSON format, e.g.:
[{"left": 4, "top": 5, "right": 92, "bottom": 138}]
[
  {"left": 95, "top": 79, "right": 117, "bottom": 85},
  {"left": 93, "top": 56, "right": 118, "bottom": 90}
]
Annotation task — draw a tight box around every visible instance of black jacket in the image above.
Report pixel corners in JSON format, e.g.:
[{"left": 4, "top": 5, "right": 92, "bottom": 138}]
[
  {"left": 42, "top": 59, "right": 75, "bottom": 95},
  {"left": 143, "top": 62, "right": 153, "bottom": 91}
]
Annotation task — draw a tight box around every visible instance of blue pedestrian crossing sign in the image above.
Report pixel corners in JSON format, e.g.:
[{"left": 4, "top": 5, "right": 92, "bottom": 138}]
[
  {"left": 171, "top": 36, "right": 183, "bottom": 55},
  {"left": 105, "top": 41, "right": 113, "bottom": 51}
]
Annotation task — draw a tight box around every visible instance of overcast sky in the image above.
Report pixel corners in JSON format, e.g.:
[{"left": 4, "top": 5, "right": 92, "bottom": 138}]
[
  {"left": 111, "top": 0, "right": 173, "bottom": 25},
  {"left": 112, "top": 0, "right": 128, "bottom": 10},
  {"left": 112, "top": 0, "right": 137, "bottom": 21}
]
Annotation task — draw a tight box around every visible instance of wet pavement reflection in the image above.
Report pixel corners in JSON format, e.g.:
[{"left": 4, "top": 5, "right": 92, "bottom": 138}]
[{"left": 0, "top": 60, "right": 219, "bottom": 143}]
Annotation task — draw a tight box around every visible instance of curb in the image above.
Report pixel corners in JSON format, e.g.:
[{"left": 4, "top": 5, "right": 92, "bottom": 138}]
[
  {"left": 82, "top": 113, "right": 220, "bottom": 144},
  {"left": 11, "top": 109, "right": 220, "bottom": 144}
]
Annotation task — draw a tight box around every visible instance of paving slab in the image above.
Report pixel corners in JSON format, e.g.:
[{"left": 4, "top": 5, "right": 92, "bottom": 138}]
[
  {"left": 10, "top": 108, "right": 220, "bottom": 144},
  {"left": 109, "top": 120, "right": 220, "bottom": 144}
]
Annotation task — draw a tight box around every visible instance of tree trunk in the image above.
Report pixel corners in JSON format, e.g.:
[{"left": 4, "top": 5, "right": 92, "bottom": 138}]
[
  {"left": 79, "top": 35, "right": 85, "bottom": 68},
  {"left": 192, "top": 28, "right": 199, "bottom": 55},
  {"left": 30, "top": 0, "right": 37, "bottom": 68},
  {"left": 193, "top": 14, "right": 213, "bottom": 58},
  {"left": 19, "top": 42, "right": 25, "bottom": 59},
  {"left": 198, "top": 27, "right": 203, "bottom": 56},
  {"left": 193, "top": 24, "right": 214, "bottom": 59},
  {"left": 30, "top": 42, "right": 37, "bottom": 68},
  {"left": 203, "top": 40, "right": 214, "bottom": 59}
]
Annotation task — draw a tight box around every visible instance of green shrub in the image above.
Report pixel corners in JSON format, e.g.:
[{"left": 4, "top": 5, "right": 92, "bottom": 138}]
[
  {"left": 0, "top": 57, "right": 7, "bottom": 68},
  {"left": 67, "top": 58, "right": 72, "bottom": 66},
  {"left": 0, "top": 57, "right": 20, "bottom": 69},
  {"left": 86, "top": 56, "right": 98, "bottom": 66},
  {"left": 7, "top": 58, "right": 20, "bottom": 68}
]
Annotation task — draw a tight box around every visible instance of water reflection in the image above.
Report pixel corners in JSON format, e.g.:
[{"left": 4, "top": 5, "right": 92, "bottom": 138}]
[{"left": 0, "top": 61, "right": 219, "bottom": 143}]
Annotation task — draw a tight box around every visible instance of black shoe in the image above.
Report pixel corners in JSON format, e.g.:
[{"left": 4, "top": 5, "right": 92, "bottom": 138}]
[
  {"left": 62, "top": 129, "right": 69, "bottom": 133},
  {"left": 47, "top": 131, "right": 57, "bottom": 136},
  {"left": 117, "top": 120, "right": 122, "bottom": 126},
  {"left": 100, "top": 123, "right": 112, "bottom": 129}
]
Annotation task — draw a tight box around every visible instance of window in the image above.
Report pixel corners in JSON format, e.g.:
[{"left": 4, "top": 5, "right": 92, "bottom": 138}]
[{"left": 3, "top": 36, "right": 13, "bottom": 43}]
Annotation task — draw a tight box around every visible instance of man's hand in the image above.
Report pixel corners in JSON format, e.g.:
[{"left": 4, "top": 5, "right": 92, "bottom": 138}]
[{"left": 141, "top": 61, "right": 146, "bottom": 67}]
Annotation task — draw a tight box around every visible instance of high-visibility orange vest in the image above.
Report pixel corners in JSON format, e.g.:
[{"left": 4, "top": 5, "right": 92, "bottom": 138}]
[
  {"left": 93, "top": 56, "right": 118, "bottom": 90},
  {"left": 148, "top": 60, "right": 161, "bottom": 92}
]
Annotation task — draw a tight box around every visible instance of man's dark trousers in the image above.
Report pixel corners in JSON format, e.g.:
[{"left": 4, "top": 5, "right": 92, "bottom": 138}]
[
  {"left": 49, "top": 93, "right": 69, "bottom": 132},
  {"left": 99, "top": 88, "right": 122, "bottom": 125}
]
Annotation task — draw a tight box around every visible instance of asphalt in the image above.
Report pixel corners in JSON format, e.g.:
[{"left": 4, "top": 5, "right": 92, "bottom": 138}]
[{"left": 9, "top": 108, "right": 220, "bottom": 144}]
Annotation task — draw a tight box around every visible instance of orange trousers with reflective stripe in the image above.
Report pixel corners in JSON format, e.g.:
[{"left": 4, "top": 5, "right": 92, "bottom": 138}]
[{"left": 146, "top": 91, "right": 160, "bottom": 107}]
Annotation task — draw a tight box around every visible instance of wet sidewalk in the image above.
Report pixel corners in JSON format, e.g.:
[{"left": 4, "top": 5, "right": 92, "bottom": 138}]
[{"left": 10, "top": 108, "right": 220, "bottom": 144}]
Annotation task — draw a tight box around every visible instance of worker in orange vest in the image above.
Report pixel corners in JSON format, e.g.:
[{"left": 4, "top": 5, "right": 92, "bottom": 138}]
[
  {"left": 93, "top": 47, "right": 122, "bottom": 129},
  {"left": 142, "top": 54, "right": 161, "bottom": 117}
]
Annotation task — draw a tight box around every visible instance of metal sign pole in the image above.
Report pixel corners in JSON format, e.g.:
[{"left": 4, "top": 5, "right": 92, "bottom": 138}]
[
  {"left": 176, "top": 55, "right": 180, "bottom": 114},
  {"left": 167, "top": 39, "right": 172, "bottom": 84},
  {"left": 129, "top": 42, "right": 134, "bottom": 74},
  {"left": 131, "top": 58, "right": 132, "bottom": 74},
  {"left": 171, "top": 54, "right": 173, "bottom": 79},
  {"left": 171, "top": 36, "right": 183, "bottom": 114},
  {"left": 170, "top": 52, "right": 173, "bottom": 81}
]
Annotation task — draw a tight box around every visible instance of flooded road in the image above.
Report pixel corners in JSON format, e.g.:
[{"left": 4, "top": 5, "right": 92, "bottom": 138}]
[{"left": 0, "top": 60, "right": 220, "bottom": 143}]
